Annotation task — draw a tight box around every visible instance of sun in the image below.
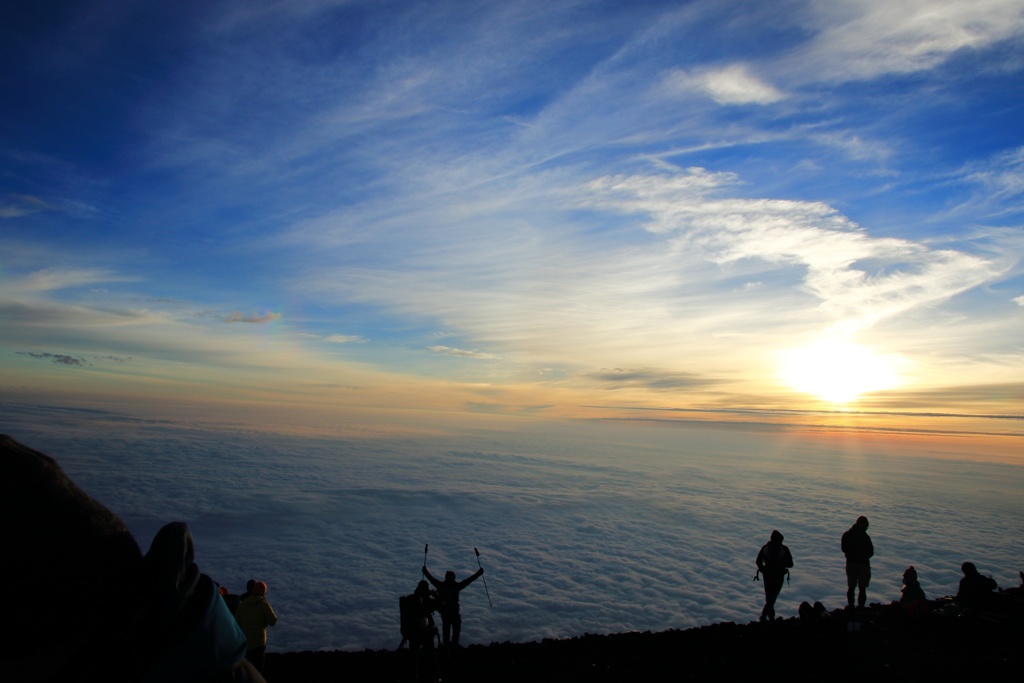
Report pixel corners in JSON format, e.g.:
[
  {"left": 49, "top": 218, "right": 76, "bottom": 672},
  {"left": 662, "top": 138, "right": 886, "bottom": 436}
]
[{"left": 778, "top": 338, "right": 902, "bottom": 404}]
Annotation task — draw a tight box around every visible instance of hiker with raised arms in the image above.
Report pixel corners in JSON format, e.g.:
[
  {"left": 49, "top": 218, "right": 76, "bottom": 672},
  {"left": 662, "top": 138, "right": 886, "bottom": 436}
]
[
  {"left": 422, "top": 562, "right": 484, "bottom": 649},
  {"left": 754, "top": 529, "right": 793, "bottom": 622}
]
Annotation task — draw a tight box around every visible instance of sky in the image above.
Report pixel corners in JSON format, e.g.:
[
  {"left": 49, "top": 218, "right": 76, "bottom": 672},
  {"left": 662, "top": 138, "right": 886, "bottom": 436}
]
[
  {"left": 2, "top": 2, "right": 1023, "bottom": 651},
  {"left": 2, "top": 0, "right": 1023, "bottom": 437}
]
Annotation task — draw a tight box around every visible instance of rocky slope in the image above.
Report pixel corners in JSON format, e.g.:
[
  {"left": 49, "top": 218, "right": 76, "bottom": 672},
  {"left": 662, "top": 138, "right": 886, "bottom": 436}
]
[{"left": 265, "top": 598, "right": 1022, "bottom": 682}]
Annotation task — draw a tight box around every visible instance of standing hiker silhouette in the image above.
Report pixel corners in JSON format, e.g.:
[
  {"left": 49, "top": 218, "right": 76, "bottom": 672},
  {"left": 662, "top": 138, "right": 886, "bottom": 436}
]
[
  {"left": 422, "top": 564, "right": 484, "bottom": 648},
  {"left": 755, "top": 529, "right": 793, "bottom": 622},
  {"left": 841, "top": 516, "right": 874, "bottom": 608}
]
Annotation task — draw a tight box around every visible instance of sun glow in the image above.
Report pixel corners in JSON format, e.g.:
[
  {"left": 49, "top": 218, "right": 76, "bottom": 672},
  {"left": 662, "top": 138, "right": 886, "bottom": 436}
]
[{"left": 778, "top": 338, "right": 903, "bottom": 404}]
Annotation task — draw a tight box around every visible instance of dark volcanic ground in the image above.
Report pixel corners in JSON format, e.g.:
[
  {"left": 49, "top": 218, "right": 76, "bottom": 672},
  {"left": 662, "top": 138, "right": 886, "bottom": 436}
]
[{"left": 264, "top": 598, "right": 1022, "bottom": 682}]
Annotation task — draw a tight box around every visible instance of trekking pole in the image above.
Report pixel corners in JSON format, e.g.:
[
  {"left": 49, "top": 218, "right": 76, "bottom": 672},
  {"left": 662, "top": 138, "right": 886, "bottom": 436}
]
[{"left": 474, "top": 547, "right": 492, "bottom": 608}]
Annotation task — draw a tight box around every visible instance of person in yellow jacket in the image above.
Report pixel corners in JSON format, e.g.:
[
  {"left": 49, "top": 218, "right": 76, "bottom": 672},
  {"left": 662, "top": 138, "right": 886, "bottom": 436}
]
[{"left": 234, "top": 580, "right": 278, "bottom": 672}]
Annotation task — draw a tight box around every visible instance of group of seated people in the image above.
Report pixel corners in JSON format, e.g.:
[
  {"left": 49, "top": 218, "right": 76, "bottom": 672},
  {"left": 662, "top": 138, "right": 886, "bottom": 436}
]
[
  {"left": 898, "top": 561, "right": 1013, "bottom": 615},
  {"left": 797, "top": 562, "right": 1019, "bottom": 627}
]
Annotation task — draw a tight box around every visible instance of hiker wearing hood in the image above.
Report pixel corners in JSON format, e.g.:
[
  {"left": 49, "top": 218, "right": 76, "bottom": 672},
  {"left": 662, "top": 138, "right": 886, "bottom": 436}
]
[
  {"left": 2, "top": 435, "right": 267, "bottom": 683},
  {"left": 841, "top": 516, "right": 874, "bottom": 608},
  {"left": 422, "top": 565, "right": 484, "bottom": 648},
  {"left": 755, "top": 530, "right": 794, "bottom": 622},
  {"left": 235, "top": 581, "right": 278, "bottom": 673},
  {"left": 900, "top": 566, "right": 927, "bottom": 615}
]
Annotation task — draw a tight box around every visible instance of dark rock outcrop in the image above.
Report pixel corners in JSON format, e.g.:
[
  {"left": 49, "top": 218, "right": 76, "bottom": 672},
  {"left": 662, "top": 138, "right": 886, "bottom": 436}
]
[{"left": 266, "top": 600, "right": 1023, "bottom": 682}]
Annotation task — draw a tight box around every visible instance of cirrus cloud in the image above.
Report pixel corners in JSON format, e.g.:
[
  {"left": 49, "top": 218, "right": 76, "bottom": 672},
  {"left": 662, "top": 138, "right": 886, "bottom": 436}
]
[
  {"left": 664, "top": 64, "right": 786, "bottom": 105},
  {"left": 582, "top": 168, "right": 1004, "bottom": 333},
  {"left": 428, "top": 345, "right": 499, "bottom": 360}
]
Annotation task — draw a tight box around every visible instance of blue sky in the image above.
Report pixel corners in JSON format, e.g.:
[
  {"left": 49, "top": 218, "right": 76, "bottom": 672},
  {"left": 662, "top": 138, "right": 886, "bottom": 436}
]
[{"left": 2, "top": 0, "right": 1023, "bottom": 435}]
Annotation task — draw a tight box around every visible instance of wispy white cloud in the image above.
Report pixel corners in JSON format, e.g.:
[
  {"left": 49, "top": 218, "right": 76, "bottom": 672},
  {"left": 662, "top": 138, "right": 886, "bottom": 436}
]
[
  {"left": 0, "top": 298, "right": 162, "bottom": 329},
  {"left": 963, "top": 146, "right": 1024, "bottom": 200},
  {"left": 297, "top": 331, "right": 367, "bottom": 344},
  {"left": 582, "top": 169, "right": 1004, "bottom": 333},
  {"left": 428, "top": 345, "right": 499, "bottom": 360},
  {"left": 805, "top": 131, "right": 893, "bottom": 165},
  {"left": 664, "top": 64, "right": 785, "bottom": 105},
  {"left": 12, "top": 268, "right": 136, "bottom": 293},
  {"left": 0, "top": 194, "right": 54, "bottom": 219},
  {"left": 787, "top": 0, "right": 1024, "bottom": 83},
  {"left": 323, "top": 333, "right": 363, "bottom": 344}
]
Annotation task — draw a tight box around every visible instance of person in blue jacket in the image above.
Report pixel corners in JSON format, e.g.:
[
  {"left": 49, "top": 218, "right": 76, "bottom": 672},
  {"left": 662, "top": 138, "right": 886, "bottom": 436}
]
[{"left": 2, "top": 434, "right": 266, "bottom": 682}]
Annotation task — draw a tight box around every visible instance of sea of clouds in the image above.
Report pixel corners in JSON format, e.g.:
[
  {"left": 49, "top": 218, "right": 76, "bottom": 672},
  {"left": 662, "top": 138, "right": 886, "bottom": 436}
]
[{"left": 3, "top": 404, "right": 1022, "bottom": 652}]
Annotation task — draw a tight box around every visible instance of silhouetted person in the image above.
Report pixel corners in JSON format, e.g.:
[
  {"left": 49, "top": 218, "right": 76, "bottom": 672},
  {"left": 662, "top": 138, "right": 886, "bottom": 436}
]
[
  {"left": 226, "top": 579, "right": 256, "bottom": 615},
  {"left": 755, "top": 529, "right": 793, "bottom": 622},
  {"left": 410, "top": 580, "right": 439, "bottom": 644},
  {"left": 235, "top": 581, "right": 278, "bottom": 673},
  {"left": 219, "top": 585, "right": 240, "bottom": 614},
  {"left": 841, "top": 515, "right": 874, "bottom": 608},
  {"left": 422, "top": 564, "right": 484, "bottom": 648},
  {"left": 220, "top": 583, "right": 242, "bottom": 614},
  {"left": 899, "top": 565, "right": 927, "bottom": 615},
  {"left": 404, "top": 580, "right": 440, "bottom": 681},
  {"left": 1, "top": 434, "right": 266, "bottom": 682},
  {"left": 798, "top": 600, "right": 829, "bottom": 628},
  {"left": 957, "top": 562, "right": 997, "bottom": 608}
]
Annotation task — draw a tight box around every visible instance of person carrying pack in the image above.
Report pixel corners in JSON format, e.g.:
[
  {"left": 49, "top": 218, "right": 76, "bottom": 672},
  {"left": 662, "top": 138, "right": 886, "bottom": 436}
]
[
  {"left": 399, "top": 581, "right": 439, "bottom": 650},
  {"left": 754, "top": 529, "right": 794, "bottom": 622},
  {"left": 399, "top": 580, "right": 440, "bottom": 681}
]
